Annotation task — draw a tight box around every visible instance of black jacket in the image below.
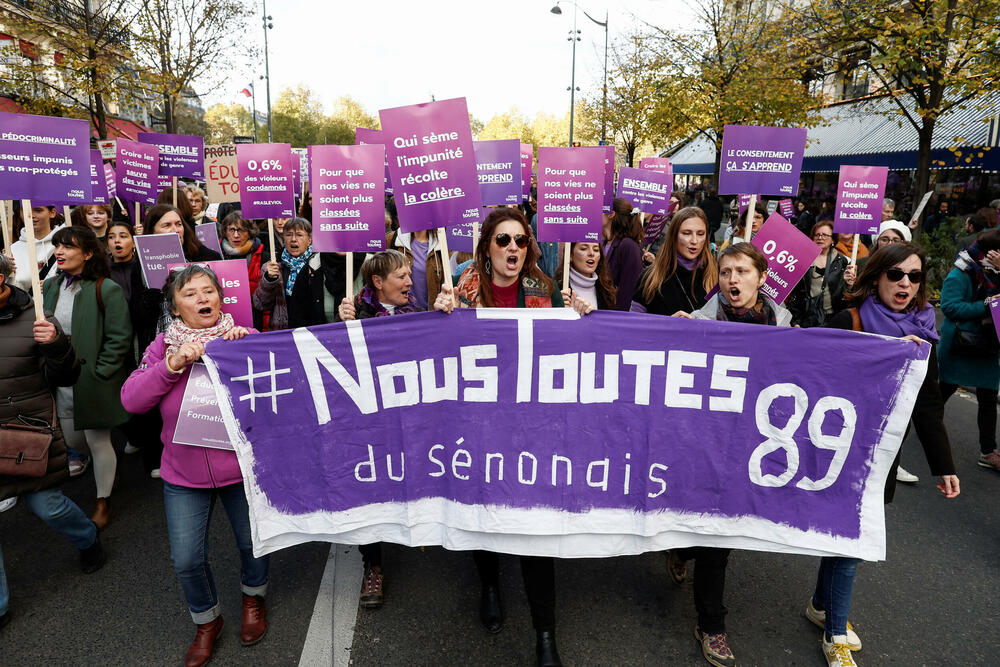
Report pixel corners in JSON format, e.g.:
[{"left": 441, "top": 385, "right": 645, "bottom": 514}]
[
  {"left": 631, "top": 264, "right": 709, "bottom": 316},
  {"left": 787, "top": 252, "right": 849, "bottom": 328}
]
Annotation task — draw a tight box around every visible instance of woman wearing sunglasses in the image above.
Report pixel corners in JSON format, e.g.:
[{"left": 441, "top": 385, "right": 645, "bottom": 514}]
[{"left": 804, "top": 242, "right": 959, "bottom": 667}]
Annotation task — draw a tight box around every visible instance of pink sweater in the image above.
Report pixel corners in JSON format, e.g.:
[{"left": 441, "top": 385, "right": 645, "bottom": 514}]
[{"left": 121, "top": 334, "right": 244, "bottom": 488}]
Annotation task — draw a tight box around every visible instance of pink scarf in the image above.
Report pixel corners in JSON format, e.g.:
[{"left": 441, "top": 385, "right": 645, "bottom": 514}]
[{"left": 164, "top": 312, "right": 235, "bottom": 357}]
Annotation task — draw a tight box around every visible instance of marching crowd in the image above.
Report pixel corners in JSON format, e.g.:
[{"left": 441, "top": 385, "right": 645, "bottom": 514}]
[{"left": 2, "top": 184, "right": 999, "bottom": 667}]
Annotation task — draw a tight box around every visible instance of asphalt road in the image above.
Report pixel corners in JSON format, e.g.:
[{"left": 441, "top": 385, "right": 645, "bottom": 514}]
[{"left": 1, "top": 389, "right": 998, "bottom": 666}]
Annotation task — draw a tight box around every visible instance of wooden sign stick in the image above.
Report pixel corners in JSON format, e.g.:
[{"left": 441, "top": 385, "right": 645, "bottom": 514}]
[
  {"left": 562, "top": 242, "right": 571, "bottom": 293},
  {"left": 62, "top": 205, "right": 72, "bottom": 227},
  {"left": 267, "top": 218, "right": 276, "bottom": 264},
  {"left": 172, "top": 176, "right": 178, "bottom": 207},
  {"left": 472, "top": 221, "right": 480, "bottom": 255},
  {"left": 436, "top": 227, "right": 453, "bottom": 292},
  {"left": 345, "top": 252, "right": 354, "bottom": 301},
  {"left": 744, "top": 194, "right": 758, "bottom": 244},
  {"left": 20, "top": 199, "right": 45, "bottom": 320},
  {"left": 0, "top": 201, "right": 12, "bottom": 258},
  {"left": 850, "top": 233, "right": 860, "bottom": 266}
]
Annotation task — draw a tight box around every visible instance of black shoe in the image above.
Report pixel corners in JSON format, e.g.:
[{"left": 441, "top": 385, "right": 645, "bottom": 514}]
[
  {"left": 479, "top": 584, "right": 503, "bottom": 633},
  {"left": 80, "top": 534, "right": 106, "bottom": 574},
  {"left": 536, "top": 630, "right": 562, "bottom": 666}
]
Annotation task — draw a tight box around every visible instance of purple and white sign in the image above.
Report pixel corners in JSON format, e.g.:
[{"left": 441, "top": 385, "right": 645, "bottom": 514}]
[
  {"left": 237, "top": 143, "right": 296, "bottom": 219},
  {"left": 778, "top": 199, "right": 794, "bottom": 218},
  {"left": 292, "top": 148, "right": 309, "bottom": 186},
  {"left": 0, "top": 112, "right": 91, "bottom": 203},
  {"left": 473, "top": 139, "right": 522, "bottom": 205},
  {"left": 355, "top": 128, "right": 392, "bottom": 195},
  {"left": 602, "top": 145, "right": 615, "bottom": 213},
  {"left": 639, "top": 157, "right": 672, "bottom": 175},
  {"left": 310, "top": 144, "right": 386, "bottom": 252},
  {"left": 379, "top": 98, "right": 483, "bottom": 235},
  {"left": 116, "top": 139, "right": 160, "bottom": 205},
  {"left": 103, "top": 163, "right": 117, "bottom": 199},
  {"left": 750, "top": 213, "right": 822, "bottom": 304},
  {"left": 173, "top": 363, "right": 233, "bottom": 450},
  {"left": 157, "top": 174, "right": 173, "bottom": 195},
  {"left": 135, "top": 232, "right": 184, "bottom": 288},
  {"left": 167, "top": 259, "right": 253, "bottom": 328},
  {"left": 88, "top": 150, "right": 109, "bottom": 204},
  {"left": 203, "top": 309, "right": 929, "bottom": 559},
  {"left": 520, "top": 143, "right": 533, "bottom": 201},
  {"left": 990, "top": 298, "right": 1000, "bottom": 342},
  {"left": 738, "top": 193, "right": 760, "bottom": 215},
  {"left": 537, "top": 146, "right": 604, "bottom": 243},
  {"left": 719, "top": 125, "right": 807, "bottom": 196},
  {"left": 616, "top": 166, "right": 673, "bottom": 216},
  {"left": 642, "top": 210, "right": 675, "bottom": 247},
  {"left": 137, "top": 132, "right": 205, "bottom": 179},
  {"left": 194, "top": 223, "right": 223, "bottom": 256},
  {"left": 833, "top": 165, "right": 888, "bottom": 236}
]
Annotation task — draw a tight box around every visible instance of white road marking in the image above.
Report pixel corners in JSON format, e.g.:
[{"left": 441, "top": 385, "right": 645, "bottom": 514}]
[{"left": 298, "top": 544, "right": 363, "bottom": 667}]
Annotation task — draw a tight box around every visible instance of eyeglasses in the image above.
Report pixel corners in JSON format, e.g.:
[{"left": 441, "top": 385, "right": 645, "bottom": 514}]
[
  {"left": 884, "top": 268, "right": 923, "bottom": 283},
  {"left": 495, "top": 233, "right": 529, "bottom": 248},
  {"left": 813, "top": 233, "right": 832, "bottom": 239}
]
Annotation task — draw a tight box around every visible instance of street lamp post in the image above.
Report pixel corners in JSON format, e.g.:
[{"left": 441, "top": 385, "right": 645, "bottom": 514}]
[
  {"left": 262, "top": 1, "right": 273, "bottom": 142},
  {"left": 551, "top": 2, "right": 609, "bottom": 146}
]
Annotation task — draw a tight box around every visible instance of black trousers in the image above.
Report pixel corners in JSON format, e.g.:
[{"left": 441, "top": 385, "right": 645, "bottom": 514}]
[
  {"left": 673, "top": 546, "right": 731, "bottom": 634},
  {"left": 472, "top": 550, "right": 555, "bottom": 632},
  {"left": 940, "top": 382, "right": 998, "bottom": 454},
  {"left": 120, "top": 409, "right": 164, "bottom": 474},
  {"left": 359, "top": 543, "right": 382, "bottom": 568}
]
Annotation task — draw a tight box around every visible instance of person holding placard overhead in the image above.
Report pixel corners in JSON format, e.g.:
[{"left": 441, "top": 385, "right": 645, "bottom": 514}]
[
  {"left": 10, "top": 205, "right": 64, "bottom": 291},
  {"left": 631, "top": 207, "right": 717, "bottom": 316},
  {"left": 42, "top": 226, "right": 132, "bottom": 530},
  {"left": 672, "top": 243, "right": 791, "bottom": 667},
  {"left": 120, "top": 265, "right": 266, "bottom": 667},
  {"left": 803, "top": 242, "right": 959, "bottom": 667},
  {"left": 602, "top": 198, "right": 643, "bottom": 311}
]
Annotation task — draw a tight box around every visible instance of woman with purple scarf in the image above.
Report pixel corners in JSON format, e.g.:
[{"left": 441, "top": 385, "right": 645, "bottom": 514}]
[{"left": 805, "top": 242, "right": 960, "bottom": 667}]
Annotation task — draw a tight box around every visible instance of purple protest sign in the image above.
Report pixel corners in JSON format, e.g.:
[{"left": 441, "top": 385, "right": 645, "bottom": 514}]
[
  {"left": 642, "top": 209, "right": 676, "bottom": 247},
  {"left": 536, "top": 146, "right": 604, "bottom": 243},
  {"left": 639, "top": 157, "right": 672, "bottom": 174},
  {"left": 778, "top": 198, "right": 794, "bottom": 218},
  {"left": 379, "top": 98, "right": 483, "bottom": 235},
  {"left": 738, "top": 193, "right": 760, "bottom": 215},
  {"left": 616, "top": 166, "right": 673, "bottom": 215},
  {"left": 204, "top": 309, "right": 928, "bottom": 560},
  {"left": 88, "top": 150, "right": 109, "bottom": 204},
  {"left": 990, "top": 299, "right": 1000, "bottom": 343},
  {"left": 0, "top": 112, "right": 92, "bottom": 203},
  {"left": 355, "top": 128, "right": 392, "bottom": 195},
  {"left": 103, "top": 163, "right": 117, "bottom": 199},
  {"left": 135, "top": 232, "right": 184, "bottom": 288},
  {"left": 310, "top": 144, "right": 386, "bottom": 252},
  {"left": 719, "top": 125, "right": 807, "bottom": 196},
  {"left": 833, "top": 165, "right": 888, "bottom": 236},
  {"left": 473, "top": 139, "right": 522, "bottom": 205},
  {"left": 157, "top": 174, "right": 173, "bottom": 195},
  {"left": 520, "top": 143, "right": 533, "bottom": 201},
  {"left": 602, "top": 145, "right": 615, "bottom": 213},
  {"left": 751, "top": 213, "right": 822, "bottom": 304},
  {"left": 137, "top": 132, "right": 205, "bottom": 179},
  {"left": 237, "top": 143, "right": 296, "bottom": 219},
  {"left": 194, "top": 223, "right": 223, "bottom": 257},
  {"left": 173, "top": 363, "right": 233, "bottom": 450},
  {"left": 167, "top": 259, "right": 254, "bottom": 328},
  {"left": 292, "top": 148, "right": 309, "bottom": 185},
  {"left": 116, "top": 139, "right": 160, "bottom": 205}
]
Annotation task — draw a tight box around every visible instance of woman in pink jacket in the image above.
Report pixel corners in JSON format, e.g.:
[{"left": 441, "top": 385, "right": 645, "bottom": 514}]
[{"left": 121, "top": 265, "right": 266, "bottom": 667}]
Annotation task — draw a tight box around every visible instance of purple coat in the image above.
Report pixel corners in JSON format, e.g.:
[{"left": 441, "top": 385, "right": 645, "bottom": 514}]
[{"left": 605, "top": 237, "right": 643, "bottom": 311}]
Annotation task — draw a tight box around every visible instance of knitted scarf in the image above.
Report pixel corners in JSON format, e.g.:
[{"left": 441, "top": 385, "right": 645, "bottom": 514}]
[
  {"left": 954, "top": 242, "right": 1000, "bottom": 299},
  {"left": 717, "top": 292, "right": 776, "bottom": 325},
  {"left": 164, "top": 311, "right": 235, "bottom": 357},
  {"left": 453, "top": 266, "right": 553, "bottom": 308},
  {"left": 281, "top": 246, "right": 313, "bottom": 296},
  {"left": 858, "top": 295, "right": 939, "bottom": 341}
]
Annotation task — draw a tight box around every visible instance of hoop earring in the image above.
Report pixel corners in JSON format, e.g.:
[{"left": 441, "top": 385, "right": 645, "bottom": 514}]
[{"left": 484, "top": 258, "right": 492, "bottom": 275}]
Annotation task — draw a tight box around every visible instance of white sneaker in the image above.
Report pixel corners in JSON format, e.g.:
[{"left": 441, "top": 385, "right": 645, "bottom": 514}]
[
  {"left": 823, "top": 634, "right": 858, "bottom": 666},
  {"left": 123, "top": 442, "right": 140, "bottom": 454},
  {"left": 0, "top": 497, "right": 16, "bottom": 513},
  {"left": 896, "top": 466, "right": 918, "bottom": 484},
  {"left": 150, "top": 468, "right": 161, "bottom": 479},
  {"left": 805, "top": 599, "right": 862, "bottom": 650}
]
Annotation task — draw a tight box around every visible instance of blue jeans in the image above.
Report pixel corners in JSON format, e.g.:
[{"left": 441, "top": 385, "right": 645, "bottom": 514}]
[
  {"left": 0, "top": 489, "right": 97, "bottom": 617},
  {"left": 813, "top": 556, "right": 861, "bottom": 637},
  {"left": 163, "top": 481, "right": 269, "bottom": 624}
]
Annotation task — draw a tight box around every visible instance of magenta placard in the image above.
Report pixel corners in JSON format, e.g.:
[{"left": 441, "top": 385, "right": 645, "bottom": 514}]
[
  {"left": 137, "top": 132, "right": 205, "bottom": 179},
  {"left": 750, "top": 213, "right": 821, "bottom": 304},
  {"left": 602, "top": 145, "right": 615, "bottom": 213},
  {"left": 990, "top": 299, "right": 1000, "bottom": 343},
  {"left": 0, "top": 112, "right": 92, "bottom": 203},
  {"left": 833, "top": 165, "right": 888, "bottom": 236},
  {"left": 237, "top": 143, "right": 296, "bottom": 219},
  {"left": 135, "top": 232, "right": 184, "bottom": 288},
  {"left": 719, "top": 124, "right": 807, "bottom": 196},
  {"left": 778, "top": 198, "right": 794, "bottom": 218},
  {"left": 520, "top": 143, "right": 533, "bottom": 201},
  {"left": 536, "top": 146, "right": 604, "bottom": 243},
  {"left": 195, "top": 223, "right": 223, "bottom": 256},
  {"left": 88, "top": 150, "right": 109, "bottom": 204},
  {"left": 639, "top": 157, "right": 672, "bottom": 174},
  {"left": 616, "top": 166, "right": 673, "bottom": 215},
  {"left": 167, "top": 259, "right": 253, "bottom": 328},
  {"left": 379, "top": 97, "right": 483, "bottom": 234},
  {"left": 103, "top": 163, "right": 117, "bottom": 199},
  {"left": 116, "top": 139, "right": 159, "bottom": 205},
  {"left": 310, "top": 144, "right": 386, "bottom": 252},
  {"left": 171, "top": 363, "right": 233, "bottom": 450}
]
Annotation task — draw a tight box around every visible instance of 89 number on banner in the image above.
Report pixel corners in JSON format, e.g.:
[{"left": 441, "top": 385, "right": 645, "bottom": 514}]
[{"left": 749, "top": 383, "right": 857, "bottom": 491}]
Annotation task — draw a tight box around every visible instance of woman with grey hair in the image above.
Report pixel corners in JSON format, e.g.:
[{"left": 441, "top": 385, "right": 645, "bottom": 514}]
[{"left": 121, "top": 265, "right": 268, "bottom": 667}]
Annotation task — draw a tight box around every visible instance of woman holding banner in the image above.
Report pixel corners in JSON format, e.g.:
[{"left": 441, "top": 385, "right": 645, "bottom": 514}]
[
  {"left": 121, "top": 265, "right": 267, "bottom": 667},
  {"left": 558, "top": 242, "right": 617, "bottom": 310},
  {"left": 602, "top": 198, "right": 643, "bottom": 311},
  {"left": 787, "top": 221, "right": 849, "bottom": 328},
  {"left": 42, "top": 227, "right": 132, "bottom": 530},
  {"left": 671, "top": 243, "right": 790, "bottom": 667},
  {"left": 806, "top": 242, "right": 959, "bottom": 667},
  {"left": 632, "top": 207, "right": 717, "bottom": 316}
]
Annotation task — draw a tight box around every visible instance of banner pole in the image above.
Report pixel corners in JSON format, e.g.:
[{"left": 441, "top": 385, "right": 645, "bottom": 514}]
[
  {"left": 0, "top": 200, "right": 12, "bottom": 258},
  {"left": 114, "top": 196, "right": 125, "bottom": 217},
  {"left": 345, "top": 252, "right": 354, "bottom": 301},
  {"left": 172, "top": 176, "right": 178, "bottom": 207},
  {"left": 436, "top": 227, "right": 453, "bottom": 291},
  {"left": 744, "top": 194, "right": 757, "bottom": 243},
  {"left": 562, "top": 242, "right": 571, "bottom": 292},
  {"left": 20, "top": 199, "right": 45, "bottom": 321},
  {"left": 62, "top": 205, "right": 72, "bottom": 227},
  {"left": 267, "top": 218, "right": 276, "bottom": 263},
  {"left": 850, "top": 233, "right": 860, "bottom": 266},
  {"left": 472, "top": 221, "right": 480, "bottom": 254}
]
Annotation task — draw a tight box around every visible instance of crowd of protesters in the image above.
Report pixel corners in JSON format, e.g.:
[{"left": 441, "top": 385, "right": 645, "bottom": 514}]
[{"left": 2, "top": 183, "right": 999, "bottom": 667}]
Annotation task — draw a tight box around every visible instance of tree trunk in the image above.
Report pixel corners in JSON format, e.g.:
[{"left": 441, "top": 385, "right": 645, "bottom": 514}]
[
  {"left": 912, "top": 119, "right": 935, "bottom": 239},
  {"left": 712, "top": 134, "right": 723, "bottom": 191},
  {"left": 164, "top": 92, "right": 175, "bottom": 134},
  {"left": 626, "top": 142, "right": 636, "bottom": 168}
]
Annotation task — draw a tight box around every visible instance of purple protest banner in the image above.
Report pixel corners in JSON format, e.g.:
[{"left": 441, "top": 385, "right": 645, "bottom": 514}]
[
  {"left": 137, "top": 132, "right": 205, "bottom": 179},
  {"left": 310, "top": 144, "right": 386, "bottom": 252},
  {"left": 719, "top": 125, "right": 807, "bottom": 196},
  {"left": 520, "top": 143, "right": 533, "bottom": 201},
  {"left": 778, "top": 198, "right": 794, "bottom": 218},
  {"left": 355, "top": 128, "right": 392, "bottom": 195},
  {"left": 639, "top": 157, "right": 672, "bottom": 175},
  {"left": 379, "top": 98, "right": 483, "bottom": 235},
  {"left": 291, "top": 158, "right": 301, "bottom": 196},
  {"left": 833, "top": 165, "right": 888, "bottom": 236},
  {"left": 536, "top": 146, "right": 604, "bottom": 243},
  {"left": 116, "top": 139, "right": 160, "bottom": 205},
  {"left": 642, "top": 208, "right": 676, "bottom": 247},
  {"left": 738, "top": 193, "right": 760, "bottom": 215},
  {"left": 194, "top": 223, "right": 223, "bottom": 257},
  {"left": 0, "top": 112, "right": 92, "bottom": 203},
  {"left": 103, "top": 163, "right": 117, "bottom": 199},
  {"left": 616, "top": 166, "right": 673, "bottom": 215},
  {"left": 167, "top": 259, "right": 254, "bottom": 328},
  {"left": 602, "top": 145, "right": 615, "bottom": 213},
  {"left": 203, "top": 308, "right": 928, "bottom": 559},
  {"left": 88, "top": 150, "right": 109, "bottom": 204},
  {"left": 292, "top": 147, "right": 309, "bottom": 186},
  {"left": 237, "top": 143, "right": 296, "bottom": 219},
  {"left": 135, "top": 232, "right": 184, "bottom": 288},
  {"left": 173, "top": 363, "right": 233, "bottom": 450},
  {"left": 473, "top": 139, "right": 522, "bottom": 205},
  {"left": 750, "top": 213, "right": 822, "bottom": 304},
  {"left": 156, "top": 174, "right": 173, "bottom": 195},
  {"left": 990, "top": 298, "right": 1000, "bottom": 342}
]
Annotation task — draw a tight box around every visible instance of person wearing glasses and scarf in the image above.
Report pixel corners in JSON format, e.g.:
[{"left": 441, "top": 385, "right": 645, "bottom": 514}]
[
  {"left": 253, "top": 218, "right": 326, "bottom": 330},
  {"left": 787, "top": 221, "right": 849, "bottom": 328}
]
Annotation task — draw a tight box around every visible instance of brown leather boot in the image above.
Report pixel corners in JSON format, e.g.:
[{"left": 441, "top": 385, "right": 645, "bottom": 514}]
[
  {"left": 240, "top": 594, "right": 267, "bottom": 646},
  {"left": 90, "top": 498, "right": 110, "bottom": 531},
  {"left": 185, "top": 616, "right": 223, "bottom": 667}
]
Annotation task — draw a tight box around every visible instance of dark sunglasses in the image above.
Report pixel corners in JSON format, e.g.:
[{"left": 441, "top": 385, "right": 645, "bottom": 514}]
[
  {"left": 884, "top": 268, "right": 923, "bottom": 283},
  {"left": 495, "top": 233, "right": 529, "bottom": 248}
]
